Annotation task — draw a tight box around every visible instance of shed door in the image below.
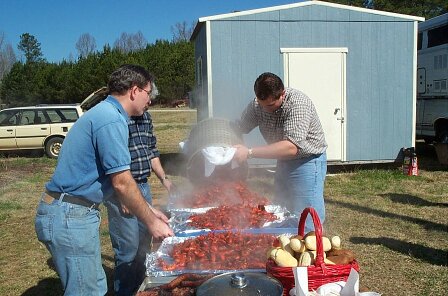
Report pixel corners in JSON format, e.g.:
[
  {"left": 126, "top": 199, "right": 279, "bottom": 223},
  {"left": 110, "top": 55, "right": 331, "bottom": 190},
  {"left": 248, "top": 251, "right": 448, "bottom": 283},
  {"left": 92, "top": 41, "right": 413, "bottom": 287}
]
[{"left": 282, "top": 48, "right": 347, "bottom": 161}]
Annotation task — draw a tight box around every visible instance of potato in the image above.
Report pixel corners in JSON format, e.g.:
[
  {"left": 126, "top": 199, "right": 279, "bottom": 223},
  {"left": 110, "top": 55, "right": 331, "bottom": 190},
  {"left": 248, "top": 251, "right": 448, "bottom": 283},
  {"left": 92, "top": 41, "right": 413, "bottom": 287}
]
[
  {"left": 266, "top": 247, "right": 281, "bottom": 260},
  {"left": 273, "top": 248, "right": 298, "bottom": 267},
  {"left": 290, "top": 237, "right": 306, "bottom": 253},
  {"left": 298, "top": 251, "right": 315, "bottom": 266},
  {"left": 330, "top": 235, "right": 342, "bottom": 250},
  {"left": 278, "top": 234, "right": 294, "bottom": 256},
  {"left": 304, "top": 232, "right": 331, "bottom": 252},
  {"left": 296, "top": 249, "right": 325, "bottom": 259}
]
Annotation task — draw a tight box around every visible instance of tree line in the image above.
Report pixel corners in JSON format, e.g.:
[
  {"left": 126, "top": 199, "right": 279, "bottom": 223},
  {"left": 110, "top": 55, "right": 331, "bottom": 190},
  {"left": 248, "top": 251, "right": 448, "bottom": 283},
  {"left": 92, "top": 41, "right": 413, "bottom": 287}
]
[
  {"left": 0, "top": 20, "right": 195, "bottom": 107},
  {"left": 0, "top": 31, "right": 194, "bottom": 107}
]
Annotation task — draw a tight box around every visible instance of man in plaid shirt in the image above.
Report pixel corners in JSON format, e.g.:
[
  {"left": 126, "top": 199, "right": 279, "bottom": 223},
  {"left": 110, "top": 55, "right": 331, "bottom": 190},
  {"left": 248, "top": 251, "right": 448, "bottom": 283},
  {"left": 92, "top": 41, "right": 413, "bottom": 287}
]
[
  {"left": 233, "top": 72, "right": 327, "bottom": 230},
  {"left": 104, "top": 85, "right": 173, "bottom": 296}
]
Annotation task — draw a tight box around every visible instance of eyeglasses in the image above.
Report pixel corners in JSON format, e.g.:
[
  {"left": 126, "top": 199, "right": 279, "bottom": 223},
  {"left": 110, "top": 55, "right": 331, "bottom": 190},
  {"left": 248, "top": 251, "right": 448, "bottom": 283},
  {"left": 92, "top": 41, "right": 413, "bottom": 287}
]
[{"left": 137, "top": 87, "right": 151, "bottom": 98}]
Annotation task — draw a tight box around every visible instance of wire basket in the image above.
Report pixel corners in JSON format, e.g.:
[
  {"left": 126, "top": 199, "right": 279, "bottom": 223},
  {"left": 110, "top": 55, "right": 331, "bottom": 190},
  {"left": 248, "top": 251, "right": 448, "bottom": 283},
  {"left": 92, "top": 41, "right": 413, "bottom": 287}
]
[
  {"left": 266, "top": 207, "right": 360, "bottom": 295},
  {"left": 185, "top": 118, "right": 248, "bottom": 184}
]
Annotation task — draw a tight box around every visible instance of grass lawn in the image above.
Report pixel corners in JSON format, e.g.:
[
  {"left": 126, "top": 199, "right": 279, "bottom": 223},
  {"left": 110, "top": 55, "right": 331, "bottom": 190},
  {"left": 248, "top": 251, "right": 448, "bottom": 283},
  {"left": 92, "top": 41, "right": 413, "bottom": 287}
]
[{"left": 0, "top": 109, "right": 447, "bottom": 295}]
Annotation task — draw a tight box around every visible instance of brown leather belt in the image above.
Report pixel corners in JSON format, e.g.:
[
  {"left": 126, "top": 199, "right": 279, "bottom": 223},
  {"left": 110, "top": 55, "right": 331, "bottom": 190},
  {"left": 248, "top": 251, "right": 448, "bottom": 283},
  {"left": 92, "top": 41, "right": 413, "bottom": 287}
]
[{"left": 43, "top": 191, "right": 100, "bottom": 210}]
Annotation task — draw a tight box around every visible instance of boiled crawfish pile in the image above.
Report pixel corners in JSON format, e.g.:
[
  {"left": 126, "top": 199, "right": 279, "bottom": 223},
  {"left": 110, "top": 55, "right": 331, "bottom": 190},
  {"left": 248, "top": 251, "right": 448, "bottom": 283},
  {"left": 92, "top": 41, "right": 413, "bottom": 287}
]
[
  {"left": 188, "top": 205, "right": 277, "bottom": 230},
  {"left": 175, "top": 181, "right": 270, "bottom": 208},
  {"left": 158, "top": 231, "right": 275, "bottom": 271}
]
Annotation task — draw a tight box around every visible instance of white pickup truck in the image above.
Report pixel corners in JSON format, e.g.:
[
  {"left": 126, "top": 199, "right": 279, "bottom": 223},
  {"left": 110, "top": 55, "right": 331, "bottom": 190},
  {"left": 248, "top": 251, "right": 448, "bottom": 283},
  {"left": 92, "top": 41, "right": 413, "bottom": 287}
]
[
  {"left": 416, "top": 13, "right": 448, "bottom": 143},
  {"left": 416, "top": 98, "right": 448, "bottom": 143}
]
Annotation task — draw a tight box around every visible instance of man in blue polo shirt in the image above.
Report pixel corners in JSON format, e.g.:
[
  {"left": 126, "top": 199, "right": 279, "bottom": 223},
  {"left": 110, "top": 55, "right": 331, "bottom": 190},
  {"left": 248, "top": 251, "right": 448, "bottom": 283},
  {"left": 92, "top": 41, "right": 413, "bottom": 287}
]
[
  {"left": 105, "top": 83, "right": 174, "bottom": 296},
  {"left": 34, "top": 64, "right": 174, "bottom": 296}
]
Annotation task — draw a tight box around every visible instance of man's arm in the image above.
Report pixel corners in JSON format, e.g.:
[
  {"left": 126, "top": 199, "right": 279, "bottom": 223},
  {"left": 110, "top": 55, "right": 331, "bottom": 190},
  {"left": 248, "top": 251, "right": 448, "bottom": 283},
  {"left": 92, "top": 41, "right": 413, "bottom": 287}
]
[
  {"left": 110, "top": 170, "right": 173, "bottom": 239},
  {"left": 150, "top": 157, "right": 173, "bottom": 191},
  {"left": 233, "top": 140, "right": 298, "bottom": 163}
]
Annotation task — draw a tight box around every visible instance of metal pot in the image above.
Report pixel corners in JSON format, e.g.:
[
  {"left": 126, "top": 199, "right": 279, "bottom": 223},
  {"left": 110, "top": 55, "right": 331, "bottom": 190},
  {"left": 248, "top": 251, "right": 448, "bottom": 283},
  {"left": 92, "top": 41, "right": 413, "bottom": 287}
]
[
  {"left": 196, "top": 272, "right": 283, "bottom": 296},
  {"left": 185, "top": 118, "right": 249, "bottom": 185}
]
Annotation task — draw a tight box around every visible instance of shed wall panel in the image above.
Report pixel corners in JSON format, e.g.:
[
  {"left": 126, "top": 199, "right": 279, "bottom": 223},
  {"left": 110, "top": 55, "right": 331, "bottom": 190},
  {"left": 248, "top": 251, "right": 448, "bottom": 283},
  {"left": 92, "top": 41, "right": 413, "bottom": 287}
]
[
  {"left": 193, "top": 25, "right": 209, "bottom": 119},
  {"left": 209, "top": 20, "right": 282, "bottom": 121}
]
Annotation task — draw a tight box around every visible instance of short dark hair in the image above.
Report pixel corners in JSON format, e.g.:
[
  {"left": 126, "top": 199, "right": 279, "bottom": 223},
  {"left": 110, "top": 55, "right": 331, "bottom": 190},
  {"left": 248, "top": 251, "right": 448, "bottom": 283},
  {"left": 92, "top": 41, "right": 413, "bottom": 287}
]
[
  {"left": 254, "top": 72, "right": 284, "bottom": 101},
  {"left": 108, "top": 64, "right": 154, "bottom": 95}
]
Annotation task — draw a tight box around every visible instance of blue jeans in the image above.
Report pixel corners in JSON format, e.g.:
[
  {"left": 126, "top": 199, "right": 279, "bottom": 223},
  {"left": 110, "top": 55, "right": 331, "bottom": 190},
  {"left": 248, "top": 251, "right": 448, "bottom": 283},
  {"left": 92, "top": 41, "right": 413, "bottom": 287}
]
[
  {"left": 274, "top": 152, "right": 327, "bottom": 233},
  {"left": 34, "top": 193, "right": 107, "bottom": 296},
  {"left": 104, "top": 182, "right": 153, "bottom": 296}
]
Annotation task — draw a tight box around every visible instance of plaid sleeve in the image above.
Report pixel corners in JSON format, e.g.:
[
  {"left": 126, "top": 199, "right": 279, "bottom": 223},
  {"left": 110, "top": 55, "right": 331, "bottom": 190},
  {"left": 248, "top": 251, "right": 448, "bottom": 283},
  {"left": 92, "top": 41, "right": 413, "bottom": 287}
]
[
  {"left": 146, "top": 113, "right": 160, "bottom": 159},
  {"left": 283, "top": 100, "right": 313, "bottom": 148},
  {"left": 238, "top": 99, "right": 259, "bottom": 134},
  {"left": 282, "top": 90, "right": 327, "bottom": 156}
]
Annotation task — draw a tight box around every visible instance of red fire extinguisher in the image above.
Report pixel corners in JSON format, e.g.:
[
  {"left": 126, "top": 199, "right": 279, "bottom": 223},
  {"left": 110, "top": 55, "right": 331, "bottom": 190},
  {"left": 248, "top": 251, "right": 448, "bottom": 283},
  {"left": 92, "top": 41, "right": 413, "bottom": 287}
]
[{"left": 402, "top": 147, "right": 418, "bottom": 176}]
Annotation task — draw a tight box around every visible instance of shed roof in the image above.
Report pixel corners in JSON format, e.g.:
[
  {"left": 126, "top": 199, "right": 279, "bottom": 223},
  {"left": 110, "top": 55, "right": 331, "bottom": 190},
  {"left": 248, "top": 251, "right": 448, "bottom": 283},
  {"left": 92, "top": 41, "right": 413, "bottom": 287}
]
[
  {"left": 191, "top": 0, "right": 424, "bottom": 40},
  {"left": 199, "top": 0, "right": 424, "bottom": 22}
]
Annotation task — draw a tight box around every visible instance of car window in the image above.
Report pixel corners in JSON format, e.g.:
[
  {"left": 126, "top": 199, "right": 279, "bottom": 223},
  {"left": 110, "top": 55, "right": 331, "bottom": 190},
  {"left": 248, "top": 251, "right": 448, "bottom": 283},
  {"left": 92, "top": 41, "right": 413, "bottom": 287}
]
[
  {"left": 59, "top": 108, "right": 79, "bottom": 122},
  {"left": 19, "top": 110, "right": 48, "bottom": 125},
  {"left": 21, "top": 110, "right": 35, "bottom": 125},
  {"left": 35, "top": 110, "right": 48, "bottom": 124},
  {"left": 46, "top": 108, "right": 79, "bottom": 123},
  {"left": 0, "top": 109, "right": 20, "bottom": 126}
]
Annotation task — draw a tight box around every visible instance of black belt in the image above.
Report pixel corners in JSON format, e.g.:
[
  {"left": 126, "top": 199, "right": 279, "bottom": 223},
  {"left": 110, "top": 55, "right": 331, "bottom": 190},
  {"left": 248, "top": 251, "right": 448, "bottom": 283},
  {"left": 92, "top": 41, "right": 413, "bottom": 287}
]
[
  {"left": 136, "top": 178, "right": 148, "bottom": 184},
  {"left": 45, "top": 191, "right": 100, "bottom": 210}
]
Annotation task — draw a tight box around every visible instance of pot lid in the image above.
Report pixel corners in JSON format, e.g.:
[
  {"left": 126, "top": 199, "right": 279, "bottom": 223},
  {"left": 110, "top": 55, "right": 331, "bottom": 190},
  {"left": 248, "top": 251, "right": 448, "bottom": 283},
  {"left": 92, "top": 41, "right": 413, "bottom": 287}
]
[{"left": 196, "top": 272, "right": 283, "bottom": 296}]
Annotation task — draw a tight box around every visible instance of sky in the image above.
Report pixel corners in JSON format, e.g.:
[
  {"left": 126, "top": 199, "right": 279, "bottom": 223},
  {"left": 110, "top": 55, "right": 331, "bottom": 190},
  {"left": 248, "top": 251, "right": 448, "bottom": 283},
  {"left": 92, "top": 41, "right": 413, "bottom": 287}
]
[{"left": 0, "top": 0, "right": 302, "bottom": 63}]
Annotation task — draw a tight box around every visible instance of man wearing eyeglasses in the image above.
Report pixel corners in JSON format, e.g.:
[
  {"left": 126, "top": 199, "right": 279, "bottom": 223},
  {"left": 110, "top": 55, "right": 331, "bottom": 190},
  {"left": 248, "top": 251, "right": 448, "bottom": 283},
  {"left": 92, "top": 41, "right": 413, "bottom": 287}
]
[
  {"left": 104, "top": 83, "right": 174, "bottom": 296},
  {"left": 233, "top": 72, "right": 327, "bottom": 232},
  {"left": 35, "top": 64, "right": 174, "bottom": 296}
]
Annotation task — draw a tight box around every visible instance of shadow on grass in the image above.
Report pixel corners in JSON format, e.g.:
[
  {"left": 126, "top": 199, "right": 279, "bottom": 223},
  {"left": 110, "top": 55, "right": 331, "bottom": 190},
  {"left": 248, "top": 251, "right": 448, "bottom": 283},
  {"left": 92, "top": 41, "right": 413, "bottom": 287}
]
[
  {"left": 350, "top": 236, "right": 448, "bottom": 266},
  {"left": 380, "top": 193, "right": 448, "bottom": 207},
  {"left": 21, "top": 257, "right": 115, "bottom": 296},
  {"left": 327, "top": 161, "right": 401, "bottom": 174},
  {"left": 21, "top": 255, "right": 62, "bottom": 295},
  {"left": 0, "top": 149, "right": 45, "bottom": 158},
  {"left": 326, "top": 199, "right": 447, "bottom": 232},
  {"left": 21, "top": 277, "right": 63, "bottom": 296}
]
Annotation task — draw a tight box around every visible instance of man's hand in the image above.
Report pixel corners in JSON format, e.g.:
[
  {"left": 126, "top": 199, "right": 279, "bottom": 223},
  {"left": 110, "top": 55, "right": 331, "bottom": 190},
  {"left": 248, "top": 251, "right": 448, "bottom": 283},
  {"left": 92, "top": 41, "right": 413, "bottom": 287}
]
[
  {"left": 145, "top": 203, "right": 173, "bottom": 239},
  {"left": 146, "top": 217, "right": 174, "bottom": 240},
  {"left": 147, "top": 202, "right": 169, "bottom": 223},
  {"left": 233, "top": 144, "right": 250, "bottom": 163},
  {"left": 162, "top": 178, "right": 174, "bottom": 192},
  {"left": 111, "top": 170, "right": 174, "bottom": 240}
]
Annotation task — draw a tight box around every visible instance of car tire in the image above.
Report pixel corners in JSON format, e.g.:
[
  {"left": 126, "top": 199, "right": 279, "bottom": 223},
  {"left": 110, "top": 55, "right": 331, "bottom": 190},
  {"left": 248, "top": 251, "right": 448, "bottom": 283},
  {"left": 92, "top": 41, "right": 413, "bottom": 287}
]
[{"left": 45, "top": 137, "right": 64, "bottom": 158}]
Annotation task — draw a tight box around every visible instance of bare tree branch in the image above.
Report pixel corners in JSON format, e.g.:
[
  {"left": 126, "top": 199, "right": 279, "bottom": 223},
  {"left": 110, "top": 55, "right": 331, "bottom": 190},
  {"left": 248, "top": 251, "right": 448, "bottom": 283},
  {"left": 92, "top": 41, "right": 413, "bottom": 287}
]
[
  {"left": 0, "top": 32, "right": 17, "bottom": 81},
  {"left": 113, "top": 31, "right": 147, "bottom": 53},
  {"left": 75, "top": 33, "right": 97, "bottom": 58},
  {"left": 171, "top": 21, "right": 195, "bottom": 42}
]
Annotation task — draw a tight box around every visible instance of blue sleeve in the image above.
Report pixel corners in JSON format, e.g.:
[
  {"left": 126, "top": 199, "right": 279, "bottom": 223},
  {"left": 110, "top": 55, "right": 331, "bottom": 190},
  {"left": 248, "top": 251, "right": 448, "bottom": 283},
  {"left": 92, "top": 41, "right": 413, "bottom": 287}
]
[{"left": 95, "top": 120, "right": 131, "bottom": 174}]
